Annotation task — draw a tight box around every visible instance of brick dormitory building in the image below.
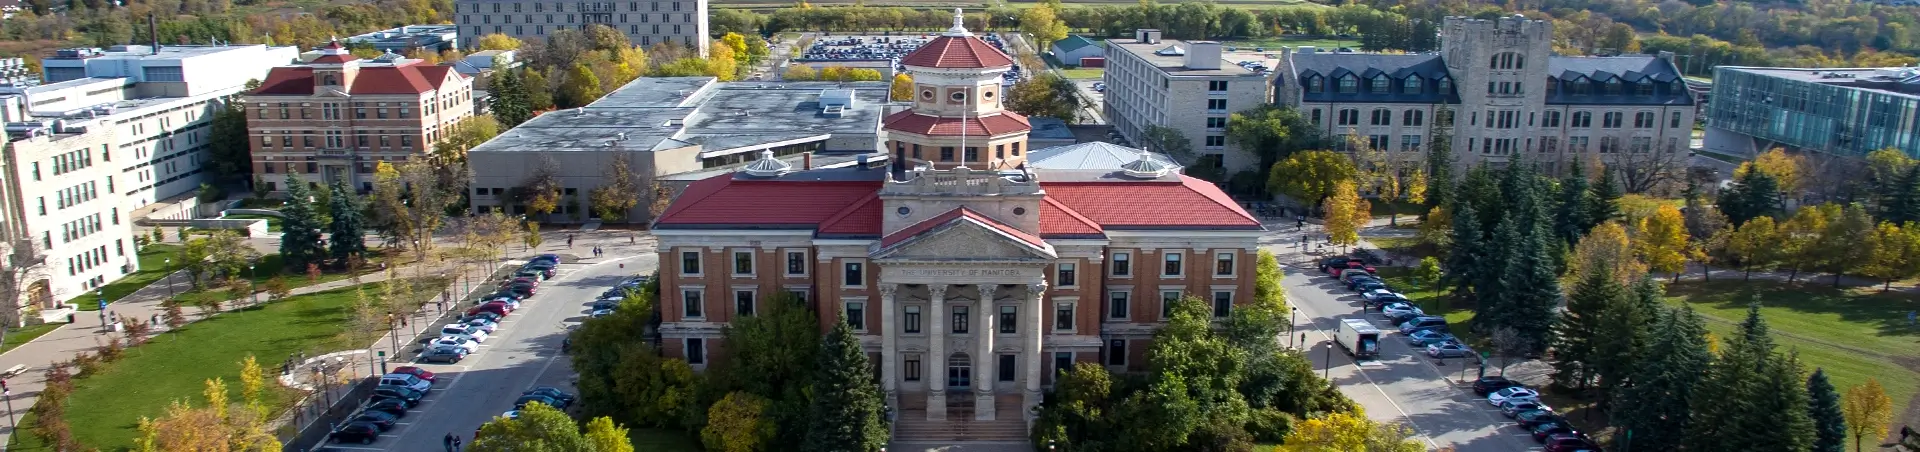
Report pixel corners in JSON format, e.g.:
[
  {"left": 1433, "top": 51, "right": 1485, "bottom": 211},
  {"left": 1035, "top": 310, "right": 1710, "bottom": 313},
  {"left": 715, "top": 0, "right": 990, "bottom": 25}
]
[{"left": 647, "top": 11, "right": 1269, "bottom": 437}]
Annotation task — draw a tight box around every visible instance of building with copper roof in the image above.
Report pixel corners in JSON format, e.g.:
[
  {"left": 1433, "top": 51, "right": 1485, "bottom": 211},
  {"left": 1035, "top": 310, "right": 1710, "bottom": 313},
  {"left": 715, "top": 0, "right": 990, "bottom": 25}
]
[
  {"left": 244, "top": 41, "right": 477, "bottom": 193},
  {"left": 650, "top": 11, "right": 1265, "bottom": 443}
]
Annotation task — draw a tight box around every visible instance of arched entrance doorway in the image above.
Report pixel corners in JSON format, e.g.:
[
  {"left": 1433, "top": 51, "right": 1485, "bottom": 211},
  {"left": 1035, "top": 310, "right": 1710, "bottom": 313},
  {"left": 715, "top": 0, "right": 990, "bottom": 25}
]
[{"left": 946, "top": 352, "right": 971, "bottom": 390}]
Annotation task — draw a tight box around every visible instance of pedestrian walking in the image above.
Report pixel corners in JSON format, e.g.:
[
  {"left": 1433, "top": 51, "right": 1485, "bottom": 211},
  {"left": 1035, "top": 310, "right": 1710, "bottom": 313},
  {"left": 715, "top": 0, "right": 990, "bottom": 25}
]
[
  {"left": 444, "top": 433, "right": 454, "bottom": 452},
  {"left": 453, "top": 435, "right": 463, "bottom": 452},
  {"left": 400, "top": 317, "right": 408, "bottom": 328},
  {"left": 150, "top": 314, "right": 159, "bottom": 325},
  {"left": 567, "top": 234, "right": 575, "bottom": 248}
]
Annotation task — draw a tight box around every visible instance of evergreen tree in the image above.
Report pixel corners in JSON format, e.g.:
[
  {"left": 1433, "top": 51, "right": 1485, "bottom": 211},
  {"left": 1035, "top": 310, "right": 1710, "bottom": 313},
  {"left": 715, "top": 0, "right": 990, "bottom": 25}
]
[
  {"left": 1498, "top": 223, "right": 1562, "bottom": 355},
  {"left": 1472, "top": 216, "right": 1520, "bottom": 331},
  {"left": 1422, "top": 124, "right": 1455, "bottom": 214},
  {"left": 1457, "top": 165, "right": 1503, "bottom": 233},
  {"left": 1591, "top": 275, "right": 1661, "bottom": 405},
  {"left": 1756, "top": 352, "right": 1817, "bottom": 452},
  {"left": 1720, "top": 169, "right": 1783, "bottom": 226},
  {"left": 1551, "top": 266, "right": 1621, "bottom": 391},
  {"left": 1442, "top": 204, "right": 1482, "bottom": 297},
  {"left": 492, "top": 68, "right": 534, "bottom": 128},
  {"left": 802, "top": 321, "right": 886, "bottom": 452},
  {"left": 1689, "top": 302, "right": 1815, "bottom": 452},
  {"left": 277, "top": 175, "right": 327, "bottom": 271},
  {"left": 325, "top": 179, "right": 366, "bottom": 267},
  {"left": 1589, "top": 167, "right": 1622, "bottom": 226},
  {"left": 1613, "top": 306, "right": 1712, "bottom": 452},
  {"left": 1553, "top": 161, "right": 1592, "bottom": 246},
  {"left": 1808, "top": 368, "right": 1849, "bottom": 452}
]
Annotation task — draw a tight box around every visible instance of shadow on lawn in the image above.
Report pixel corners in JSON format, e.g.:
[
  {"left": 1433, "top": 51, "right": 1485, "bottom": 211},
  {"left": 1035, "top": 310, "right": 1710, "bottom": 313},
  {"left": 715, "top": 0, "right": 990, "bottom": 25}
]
[{"left": 1667, "top": 280, "right": 1920, "bottom": 346}]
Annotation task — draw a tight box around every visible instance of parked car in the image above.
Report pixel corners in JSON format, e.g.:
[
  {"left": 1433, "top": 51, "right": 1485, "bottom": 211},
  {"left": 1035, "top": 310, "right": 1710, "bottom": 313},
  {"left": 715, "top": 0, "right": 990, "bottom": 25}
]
[
  {"left": 468, "top": 302, "right": 511, "bottom": 318},
  {"left": 1405, "top": 329, "right": 1456, "bottom": 347},
  {"left": 1361, "top": 289, "right": 1408, "bottom": 305},
  {"left": 1338, "top": 269, "right": 1375, "bottom": 284},
  {"left": 488, "top": 290, "right": 529, "bottom": 301},
  {"left": 590, "top": 309, "right": 614, "bottom": 318},
  {"left": 378, "top": 373, "right": 433, "bottom": 393},
  {"left": 1342, "top": 274, "right": 1379, "bottom": 288},
  {"left": 464, "top": 318, "right": 500, "bottom": 333},
  {"left": 1340, "top": 260, "right": 1378, "bottom": 275},
  {"left": 504, "top": 283, "right": 537, "bottom": 297},
  {"left": 418, "top": 345, "right": 469, "bottom": 364},
  {"left": 514, "top": 267, "right": 546, "bottom": 280},
  {"left": 515, "top": 394, "right": 567, "bottom": 410},
  {"left": 502, "top": 276, "right": 540, "bottom": 288},
  {"left": 522, "top": 387, "right": 577, "bottom": 405},
  {"left": 1380, "top": 302, "right": 1424, "bottom": 319},
  {"left": 353, "top": 410, "right": 400, "bottom": 431},
  {"left": 365, "top": 397, "right": 411, "bottom": 416},
  {"left": 531, "top": 254, "right": 562, "bottom": 265},
  {"left": 523, "top": 262, "right": 557, "bottom": 279},
  {"left": 1426, "top": 341, "right": 1473, "bottom": 358},
  {"left": 481, "top": 296, "right": 523, "bottom": 310},
  {"left": 431, "top": 336, "right": 481, "bottom": 353},
  {"left": 591, "top": 299, "right": 621, "bottom": 311},
  {"left": 464, "top": 312, "right": 504, "bottom": 324},
  {"left": 1387, "top": 308, "right": 1429, "bottom": 325},
  {"left": 1398, "top": 316, "right": 1449, "bottom": 334},
  {"left": 371, "top": 386, "right": 426, "bottom": 406},
  {"left": 1473, "top": 376, "right": 1521, "bottom": 396},
  {"left": 440, "top": 324, "right": 491, "bottom": 343},
  {"left": 329, "top": 422, "right": 382, "bottom": 444},
  {"left": 1500, "top": 401, "right": 1552, "bottom": 418},
  {"left": 1543, "top": 434, "right": 1600, "bottom": 452},
  {"left": 1321, "top": 257, "right": 1363, "bottom": 274},
  {"left": 1531, "top": 423, "right": 1582, "bottom": 442},
  {"left": 1489, "top": 387, "right": 1542, "bottom": 406},
  {"left": 1515, "top": 410, "right": 1565, "bottom": 429},
  {"left": 500, "top": 410, "right": 521, "bottom": 419},
  {"left": 389, "top": 366, "right": 436, "bottom": 383},
  {"left": 1351, "top": 279, "right": 1389, "bottom": 293}
]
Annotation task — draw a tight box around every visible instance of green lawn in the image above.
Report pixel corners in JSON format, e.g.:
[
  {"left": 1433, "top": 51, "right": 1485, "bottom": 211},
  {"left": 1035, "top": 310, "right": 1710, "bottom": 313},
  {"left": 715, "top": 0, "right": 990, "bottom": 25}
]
[
  {"left": 170, "top": 252, "right": 369, "bottom": 307},
  {"left": 69, "top": 244, "right": 182, "bottom": 310},
  {"left": 630, "top": 428, "right": 700, "bottom": 451},
  {"left": 1665, "top": 279, "right": 1920, "bottom": 425},
  {"left": 1058, "top": 67, "right": 1104, "bottom": 79},
  {"left": 0, "top": 323, "right": 63, "bottom": 354},
  {"left": 9, "top": 277, "right": 448, "bottom": 452}
]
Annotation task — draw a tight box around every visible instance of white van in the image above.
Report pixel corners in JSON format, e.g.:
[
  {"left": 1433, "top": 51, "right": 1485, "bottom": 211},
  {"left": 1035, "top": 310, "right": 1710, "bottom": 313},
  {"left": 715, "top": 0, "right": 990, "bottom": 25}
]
[{"left": 379, "top": 373, "right": 432, "bottom": 393}]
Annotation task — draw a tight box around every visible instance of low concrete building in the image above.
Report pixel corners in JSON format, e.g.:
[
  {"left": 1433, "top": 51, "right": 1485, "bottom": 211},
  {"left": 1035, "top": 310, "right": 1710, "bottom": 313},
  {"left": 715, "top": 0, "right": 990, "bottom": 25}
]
[
  {"left": 465, "top": 77, "right": 892, "bottom": 222},
  {"left": 344, "top": 25, "right": 460, "bottom": 54}
]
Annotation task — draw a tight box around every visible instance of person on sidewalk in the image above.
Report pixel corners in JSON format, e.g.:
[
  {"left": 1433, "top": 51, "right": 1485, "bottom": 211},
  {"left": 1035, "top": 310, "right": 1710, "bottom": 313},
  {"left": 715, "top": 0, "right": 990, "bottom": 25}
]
[
  {"left": 454, "top": 435, "right": 463, "bottom": 451},
  {"left": 444, "top": 433, "right": 454, "bottom": 452},
  {"left": 567, "top": 234, "right": 575, "bottom": 248}
]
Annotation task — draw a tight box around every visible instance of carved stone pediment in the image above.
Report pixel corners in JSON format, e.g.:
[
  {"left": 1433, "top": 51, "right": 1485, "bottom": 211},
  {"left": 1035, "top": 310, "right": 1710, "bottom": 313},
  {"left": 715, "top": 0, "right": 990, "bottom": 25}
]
[{"left": 873, "top": 220, "right": 1055, "bottom": 261}]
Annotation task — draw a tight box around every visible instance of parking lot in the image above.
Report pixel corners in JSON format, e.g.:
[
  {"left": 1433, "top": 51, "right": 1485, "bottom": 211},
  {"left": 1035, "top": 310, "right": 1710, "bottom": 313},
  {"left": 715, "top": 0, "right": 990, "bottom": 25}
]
[
  {"left": 796, "top": 33, "right": 1023, "bottom": 84},
  {"left": 315, "top": 250, "right": 659, "bottom": 451}
]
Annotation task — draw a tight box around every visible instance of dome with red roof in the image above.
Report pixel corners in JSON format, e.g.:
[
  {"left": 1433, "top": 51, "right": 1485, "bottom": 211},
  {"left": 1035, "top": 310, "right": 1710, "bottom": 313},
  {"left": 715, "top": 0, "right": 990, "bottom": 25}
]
[{"left": 897, "top": 9, "right": 1015, "bottom": 69}]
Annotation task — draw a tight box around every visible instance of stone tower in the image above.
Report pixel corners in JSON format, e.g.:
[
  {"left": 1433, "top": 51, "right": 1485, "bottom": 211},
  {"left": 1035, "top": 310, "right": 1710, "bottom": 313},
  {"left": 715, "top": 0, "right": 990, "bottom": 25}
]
[
  {"left": 1442, "top": 16, "right": 1552, "bottom": 164},
  {"left": 882, "top": 9, "right": 1033, "bottom": 171}
]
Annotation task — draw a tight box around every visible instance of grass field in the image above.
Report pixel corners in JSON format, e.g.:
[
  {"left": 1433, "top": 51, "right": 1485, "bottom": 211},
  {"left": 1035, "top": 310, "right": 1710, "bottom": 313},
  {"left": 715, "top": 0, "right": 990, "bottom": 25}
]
[
  {"left": 9, "top": 277, "right": 447, "bottom": 452},
  {"left": 1664, "top": 280, "right": 1920, "bottom": 429},
  {"left": 169, "top": 252, "right": 372, "bottom": 307},
  {"left": 1, "top": 323, "right": 63, "bottom": 355},
  {"left": 67, "top": 244, "right": 182, "bottom": 310},
  {"left": 1058, "top": 67, "right": 1104, "bottom": 79}
]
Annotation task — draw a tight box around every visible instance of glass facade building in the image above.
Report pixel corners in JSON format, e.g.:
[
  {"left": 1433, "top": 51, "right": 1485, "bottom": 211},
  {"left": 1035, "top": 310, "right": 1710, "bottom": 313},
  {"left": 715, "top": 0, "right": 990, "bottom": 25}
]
[{"left": 1707, "top": 66, "right": 1920, "bottom": 158}]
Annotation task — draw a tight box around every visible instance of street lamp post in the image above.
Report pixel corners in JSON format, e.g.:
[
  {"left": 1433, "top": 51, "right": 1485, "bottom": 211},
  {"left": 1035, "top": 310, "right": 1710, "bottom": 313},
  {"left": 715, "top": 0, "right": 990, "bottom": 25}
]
[
  {"left": 164, "top": 258, "right": 175, "bottom": 297},
  {"left": 249, "top": 265, "right": 258, "bottom": 306},
  {"left": 1323, "top": 340, "right": 1332, "bottom": 380},
  {"left": 1289, "top": 307, "right": 1299, "bottom": 348}
]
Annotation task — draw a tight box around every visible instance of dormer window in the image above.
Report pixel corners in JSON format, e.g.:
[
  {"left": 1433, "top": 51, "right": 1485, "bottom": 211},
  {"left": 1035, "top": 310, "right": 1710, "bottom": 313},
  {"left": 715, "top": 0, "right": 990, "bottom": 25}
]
[
  {"left": 1636, "top": 81, "right": 1653, "bottom": 96},
  {"left": 1370, "top": 76, "right": 1389, "bottom": 94},
  {"left": 1305, "top": 76, "right": 1324, "bottom": 93},
  {"left": 1606, "top": 78, "right": 1622, "bottom": 94},
  {"left": 1403, "top": 77, "right": 1422, "bottom": 94},
  {"left": 1437, "top": 77, "right": 1451, "bottom": 93},
  {"left": 1337, "top": 76, "right": 1358, "bottom": 94}
]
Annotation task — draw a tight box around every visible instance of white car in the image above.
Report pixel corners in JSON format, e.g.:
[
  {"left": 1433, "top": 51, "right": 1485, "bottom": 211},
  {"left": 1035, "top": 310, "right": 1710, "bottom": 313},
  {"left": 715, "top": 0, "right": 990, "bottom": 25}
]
[
  {"left": 500, "top": 410, "right": 520, "bottom": 419},
  {"left": 1488, "top": 387, "right": 1541, "bottom": 406},
  {"left": 589, "top": 309, "right": 614, "bottom": 318},
  {"left": 430, "top": 336, "right": 481, "bottom": 354},
  {"left": 1361, "top": 289, "right": 1407, "bottom": 303},
  {"left": 465, "top": 318, "right": 500, "bottom": 333},
  {"left": 440, "top": 324, "right": 490, "bottom": 343},
  {"left": 1381, "top": 302, "right": 1424, "bottom": 318}
]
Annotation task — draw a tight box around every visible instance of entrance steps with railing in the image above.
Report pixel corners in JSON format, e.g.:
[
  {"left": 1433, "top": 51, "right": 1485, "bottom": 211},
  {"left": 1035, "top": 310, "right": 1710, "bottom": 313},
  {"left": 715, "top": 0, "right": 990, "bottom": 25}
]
[{"left": 893, "top": 393, "right": 1029, "bottom": 443}]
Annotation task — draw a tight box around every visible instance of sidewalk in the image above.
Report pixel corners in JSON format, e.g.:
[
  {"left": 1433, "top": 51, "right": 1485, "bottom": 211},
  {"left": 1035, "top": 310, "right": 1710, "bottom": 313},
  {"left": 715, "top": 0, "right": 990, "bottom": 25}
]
[{"left": 0, "top": 259, "right": 455, "bottom": 448}]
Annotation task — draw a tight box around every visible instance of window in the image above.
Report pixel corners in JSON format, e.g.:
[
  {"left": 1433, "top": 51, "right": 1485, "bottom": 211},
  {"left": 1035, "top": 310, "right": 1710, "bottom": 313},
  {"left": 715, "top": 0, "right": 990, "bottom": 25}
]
[
  {"left": 735, "top": 290, "right": 755, "bottom": 316},
  {"left": 1206, "top": 117, "right": 1228, "bottom": 129},
  {"left": 1205, "top": 135, "right": 1226, "bottom": 147},
  {"left": 904, "top": 354, "right": 922, "bottom": 381},
  {"left": 1057, "top": 263, "right": 1076, "bottom": 287},
  {"left": 1437, "top": 78, "right": 1451, "bottom": 93},
  {"left": 1544, "top": 111, "right": 1562, "bottom": 128},
  {"left": 1112, "top": 252, "right": 1131, "bottom": 276},
  {"left": 1305, "top": 76, "right": 1324, "bottom": 93},
  {"left": 1107, "top": 340, "right": 1127, "bottom": 366},
  {"left": 785, "top": 251, "right": 806, "bottom": 276},
  {"left": 1403, "top": 77, "right": 1422, "bottom": 93},
  {"left": 1055, "top": 303, "right": 1074, "bottom": 331},
  {"left": 998, "top": 306, "right": 1018, "bottom": 334},
  {"left": 998, "top": 354, "right": 1017, "bottom": 381},
  {"left": 1163, "top": 253, "right": 1183, "bottom": 277},
  {"left": 1634, "top": 111, "right": 1654, "bottom": 128},
  {"left": 1337, "top": 109, "right": 1359, "bottom": 126},
  {"left": 1054, "top": 352, "right": 1074, "bottom": 378},
  {"left": 1402, "top": 109, "right": 1424, "bottom": 126},
  {"left": 1206, "top": 99, "right": 1227, "bottom": 111},
  {"left": 1371, "top": 108, "right": 1391, "bottom": 125},
  {"left": 1401, "top": 134, "right": 1423, "bottom": 152},
  {"left": 1108, "top": 291, "right": 1130, "bottom": 320},
  {"left": 843, "top": 262, "right": 864, "bottom": 287},
  {"left": 686, "top": 338, "right": 705, "bottom": 364},
  {"left": 845, "top": 301, "right": 865, "bottom": 330},
  {"left": 1161, "top": 290, "right": 1182, "bottom": 319},
  {"left": 1337, "top": 76, "right": 1357, "bottom": 94},
  {"left": 1603, "top": 112, "right": 1623, "bottom": 129},
  {"left": 1311, "top": 108, "right": 1323, "bottom": 125},
  {"left": 1207, "top": 80, "right": 1228, "bottom": 91},
  {"left": 1370, "top": 76, "right": 1389, "bottom": 93},
  {"left": 905, "top": 306, "right": 922, "bottom": 333},
  {"left": 681, "top": 251, "right": 701, "bottom": 275},
  {"left": 940, "top": 146, "right": 955, "bottom": 161},
  {"left": 682, "top": 290, "right": 704, "bottom": 318},
  {"left": 1215, "top": 252, "right": 1235, "bottom": 276},
  {"left": 1572, "top": 111, "right": 1593, "bottom": 128},
  {"left": 952, "top": 306, "right": 970, "bottom": 334},
  {"left": 732, "top": 250, "right": 753, "bottom": 275},
  {"left": 1212, "top": 291, "right": 1233, "bottom": 318},
  {"left": 1671, "top": 111, "right": 1683, "bottom": 128}
]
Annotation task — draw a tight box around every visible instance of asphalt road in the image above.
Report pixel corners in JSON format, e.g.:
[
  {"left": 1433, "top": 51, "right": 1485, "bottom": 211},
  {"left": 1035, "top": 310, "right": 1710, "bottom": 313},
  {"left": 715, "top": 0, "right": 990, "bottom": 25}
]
[
  {"left": 318, "top": 251, "right": 658, "bottom": 451},
  {"left": 1266, "top": 231, "right": 1543, "bottom": 452}
]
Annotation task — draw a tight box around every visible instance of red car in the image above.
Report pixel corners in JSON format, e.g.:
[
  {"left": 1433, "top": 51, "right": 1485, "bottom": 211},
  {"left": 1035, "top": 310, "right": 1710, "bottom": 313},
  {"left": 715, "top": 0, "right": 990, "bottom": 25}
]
[
  {"left": 1543, "top": 434, "right": 1600, "bottom": 452},
  {"left": 500, "top": 277, "right": 540, "bottom": 288},
  {"left": 389, "top": 366, "right": 436, "bottom": 383},
  {"left": 1344, "top": 261, "right": 1378, "bottom": 274},
  {"left": 467, "top": 302, "right": 510, "bottom": 318}
]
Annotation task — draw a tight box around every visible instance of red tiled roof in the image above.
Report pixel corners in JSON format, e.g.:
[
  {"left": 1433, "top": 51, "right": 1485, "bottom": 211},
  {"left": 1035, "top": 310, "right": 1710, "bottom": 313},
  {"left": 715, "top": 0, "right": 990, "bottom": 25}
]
[
  {"left": 352, "top": 65, "right": 433, "bottom": 94},
  {"left": 882, "top": 110, "right": 1031, "bottom": 137},
  {"left": 881, "top": 207, "right": 1045, "bottom": 249},
  {"left": 899, "top": 35, "right": 1015, "bottom": 69},
  {"left": 653, "top": 177, "right": 885, "bottom": 228},
  {"left": 254, "top": 67, "right": 316, "bottom": 95},
  {"left": 1042, "top": 176, "right": 1261, "bottom": 229},
  {"left": 818, "top": 193, "right": 883, "bottom": 235},
  {"left": 311, "top": 54, "right": 357, "bottom": 64},
  {"left": 1038, "top": 197, "right": 1102, "bottom": 236}
]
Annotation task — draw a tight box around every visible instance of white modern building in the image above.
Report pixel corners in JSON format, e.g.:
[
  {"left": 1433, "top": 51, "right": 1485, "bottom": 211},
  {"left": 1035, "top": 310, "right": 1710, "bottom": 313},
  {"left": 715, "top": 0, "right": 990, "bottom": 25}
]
[
  {"left": 0, "top": 44, "right": 297, "bottom": 309},
  {"left": 1103, "top": 30, "right": 1272, "bottom": 173},
  {"left": 454, "top": 0, "right": 709, "bottom": 55}
]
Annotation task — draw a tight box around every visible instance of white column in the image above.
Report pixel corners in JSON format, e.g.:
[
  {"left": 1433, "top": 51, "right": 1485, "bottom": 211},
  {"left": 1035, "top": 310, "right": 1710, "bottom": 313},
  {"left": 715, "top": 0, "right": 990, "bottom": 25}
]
[
  {"left": 879, "top": 283, "right": 898, "bottom": 411},
  {"left": 927, "top": 284, "right": 947, "bottom": 421},
  {"left": 975, "top": 284, "right": 997, "bottom": 421},
  {"left": 1023, "top": 281, "right": 1046, "bottom": 420}
]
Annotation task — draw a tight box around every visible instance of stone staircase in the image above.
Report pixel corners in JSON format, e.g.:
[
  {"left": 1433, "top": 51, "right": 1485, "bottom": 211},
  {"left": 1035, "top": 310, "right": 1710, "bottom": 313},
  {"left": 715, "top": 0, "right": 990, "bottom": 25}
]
[{"left": 894, "top": 393, "right": 1029, "bottom": 444}]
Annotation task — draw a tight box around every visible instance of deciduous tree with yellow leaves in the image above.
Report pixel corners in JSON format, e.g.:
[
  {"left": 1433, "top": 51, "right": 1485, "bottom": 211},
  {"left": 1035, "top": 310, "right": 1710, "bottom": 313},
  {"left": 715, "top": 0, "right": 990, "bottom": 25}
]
[
  {"left": 1281, "top": 409, "right": 1424, "bottom": 452},
  {"left": 1843, "top": 378, "right": 1893, "bottom": 452},
  {"left": 1324, "top": 181, "right": 1367, "bottom": 253},
  {"left": 889, "top": 73, "right": 914, "bottom": 101},
  {"left": 1635, "top": 204, "right": 1689, "bottom": 281},
  {"left": 1735, "top": 147, "right": 1806, "bottom": 207},
  {"left": 1862, "top": 222, "right": 1920, "bottom": 292},
  {"left": 1569, "top": 222, "right": 1646, "bottom": 284},
  {"left": 476, "top": 33, "right": 525, "bottom": 51},
  {"left": 1725, "top": 216, "right": 1780, "bottom": 280}
]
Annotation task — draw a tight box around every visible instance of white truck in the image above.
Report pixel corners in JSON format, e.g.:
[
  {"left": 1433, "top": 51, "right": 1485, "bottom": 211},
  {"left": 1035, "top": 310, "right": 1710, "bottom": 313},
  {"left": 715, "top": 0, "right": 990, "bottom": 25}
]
[{"left": 1334, "top": 318, "right": 1382, "bottom": 358}]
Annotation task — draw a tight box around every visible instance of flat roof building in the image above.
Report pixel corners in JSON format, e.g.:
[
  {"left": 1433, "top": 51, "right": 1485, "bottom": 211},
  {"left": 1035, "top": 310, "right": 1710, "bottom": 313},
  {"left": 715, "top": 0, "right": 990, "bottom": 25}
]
[
  {"left": 344, "top": 24, "right": 460, "bottom": 54},
  {"left": 1103, "top": 30, "right": 1271, "bottom": 173},
  {"left": 1704, "top": 66, "right": 1920, "bottom": 159},
  {"left": 465, "top": 77, "right": 892, "bottom": 222}
]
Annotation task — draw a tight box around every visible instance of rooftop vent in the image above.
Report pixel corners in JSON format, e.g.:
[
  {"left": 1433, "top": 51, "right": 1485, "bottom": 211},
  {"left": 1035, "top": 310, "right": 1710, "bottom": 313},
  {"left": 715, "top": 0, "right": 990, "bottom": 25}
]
[
  {"left": 742, "top": 150, "right": 793, "bottom": 177},
  {"left": 1119, "top": 149, "right": 1173, "bottom": 179},
  {"left": 1154, "top": 45, "right": 1186, "bottom": 57}
]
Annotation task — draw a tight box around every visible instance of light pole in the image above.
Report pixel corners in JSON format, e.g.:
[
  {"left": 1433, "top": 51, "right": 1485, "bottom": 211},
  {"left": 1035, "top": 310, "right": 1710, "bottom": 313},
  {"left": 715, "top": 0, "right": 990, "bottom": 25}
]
[
  {"left": 1322, "top": 340, "right": 1332, "bottom": 380},
  {"left": 1288, "top": 307, "right": 1299, "bottom": 348},
  {"left": 249, "top": 264, "right": 258, "bottom": 305},
  {"left": 3, "top": 380, "right": 13, "bottom": 428},
  {"left": 164, "top": 258, "right": 174, "bottom": 297}
]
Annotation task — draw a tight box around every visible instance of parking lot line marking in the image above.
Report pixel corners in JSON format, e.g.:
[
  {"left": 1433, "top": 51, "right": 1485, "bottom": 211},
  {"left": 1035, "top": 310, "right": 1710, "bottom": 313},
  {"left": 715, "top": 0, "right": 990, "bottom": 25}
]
[{"left": 378, "top": 434, "right": 404, "bottom": 438}]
